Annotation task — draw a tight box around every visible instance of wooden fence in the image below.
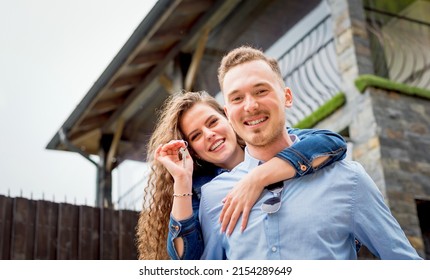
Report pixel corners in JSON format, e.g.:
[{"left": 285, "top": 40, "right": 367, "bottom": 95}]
[{"left": 0, "top": 195, "right": 139, "bottom": 259}]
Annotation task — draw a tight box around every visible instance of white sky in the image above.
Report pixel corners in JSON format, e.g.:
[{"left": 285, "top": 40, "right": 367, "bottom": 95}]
[{"left": 0, "top": 0, "right": 157, "bottom": 206}]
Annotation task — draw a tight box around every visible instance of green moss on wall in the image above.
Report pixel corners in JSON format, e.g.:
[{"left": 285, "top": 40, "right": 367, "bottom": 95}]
[
  {"left": 363, "top": 0, "right": 416, "bottom": 15},
  {"left": 293, "top": 75, "right": 430, "bottom": 129},
  {"left": 355, "top": 74, "right": 430, "bottom": 100},
  {"left": 293, "top": 93, "right": 346, "bottom": 129}
]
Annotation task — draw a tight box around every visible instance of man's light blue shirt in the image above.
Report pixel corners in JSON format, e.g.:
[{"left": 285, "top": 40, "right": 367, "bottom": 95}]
[{"left": 199, "top": 144, "right": 421, "bottom": 260}]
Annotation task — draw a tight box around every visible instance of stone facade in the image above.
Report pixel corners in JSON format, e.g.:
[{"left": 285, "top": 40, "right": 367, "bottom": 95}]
[
  {"left": 326, "top": 0, "right": 428, "bottom": 258},
  {"left": 327, "top": 0, "right": 387, "bottom": 192},
  {"left": 370, "top": 87, "right": 430, "bottom": 256}
]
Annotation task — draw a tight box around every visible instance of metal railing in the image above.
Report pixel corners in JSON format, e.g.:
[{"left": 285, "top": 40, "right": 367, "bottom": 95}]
[
  {"left": 276, "top": 15, "right": 342, "bottom": 126},
  {"left": 365, "top": 6, "right": 430, "bottom": 89}
]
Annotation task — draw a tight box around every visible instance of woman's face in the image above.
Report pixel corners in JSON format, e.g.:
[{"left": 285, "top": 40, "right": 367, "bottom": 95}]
[{"left": 179, "top": 102, "right": 244, "bottom": 170}]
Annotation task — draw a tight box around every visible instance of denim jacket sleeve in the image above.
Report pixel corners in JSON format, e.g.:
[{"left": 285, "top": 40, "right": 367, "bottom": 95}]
[
  {"left": 166, "top": 173, "right": 214, "bottom": 260},
  {"left": 279, "top": 128, "right": 347, "bottom": 178},
  {"left": 167, "top": 210, "right": 203, "bottom": 260}
]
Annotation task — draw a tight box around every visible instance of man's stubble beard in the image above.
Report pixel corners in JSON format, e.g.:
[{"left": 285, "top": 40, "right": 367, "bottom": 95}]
[{"left": 243, "top": 119, "right": 285, "bottom": 149}]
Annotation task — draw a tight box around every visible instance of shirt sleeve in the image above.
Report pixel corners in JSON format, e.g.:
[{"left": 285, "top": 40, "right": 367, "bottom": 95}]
[
  {"left": 351, "top": 163, "right": 422, "bottom": 260},
  {"left": 199, "top": 184, "right": 225, "bottom": 260},
  {"left": 277, "top": 128, "right": 347, "bottom": 178}
]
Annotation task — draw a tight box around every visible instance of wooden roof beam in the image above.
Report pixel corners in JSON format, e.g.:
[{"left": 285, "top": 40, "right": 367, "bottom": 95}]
[
  {"left": 185, "top": 27, "right": 210, "bottom": 91},
  {"left": 159, "top": 73, "right": 174, "bottom": 94},
  {"left": 129, "top": 52, "right": 166, "bottom": 70},
  {"left": 107, "top": 118, "right": 125, "bottom": 171},
  {"left": 109, "top": 75, "right": 143, "bottom": 93},
  {"left": 91, "top": 97, "right": 126, "bottom": 115}
]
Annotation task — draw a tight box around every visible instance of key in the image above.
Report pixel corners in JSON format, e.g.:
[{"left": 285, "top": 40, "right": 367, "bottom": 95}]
[
  {"left": 179, "top": 141, "right": 188, "bottom": 168},
  {"left": 179, "top": 147, "right": 187, "bottom": 168}
]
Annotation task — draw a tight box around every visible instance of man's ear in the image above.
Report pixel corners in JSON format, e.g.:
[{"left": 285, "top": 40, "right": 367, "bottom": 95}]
[
  {"left": 223, "top": 106, "right": 229, "bottom": 119},
  {"left": 284, "top": 87, "right": 293, "bottom": 108}
]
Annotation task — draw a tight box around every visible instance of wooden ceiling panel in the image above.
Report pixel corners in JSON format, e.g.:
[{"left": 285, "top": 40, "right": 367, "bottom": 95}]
[
  {"left": 109, "top": 75, "right": 143, "bottom": 93},
  {"left": 176, "top": 0, "right": 215, "bottom": 16},
  {"left": 70, "top": 129, "right": 101, "bottom": 155},
  {"left": 155, "top": 28, "right": 185, "bottom": 41},
  {"left": 128, "top": 52, "right": 166, "bottom": 72},
  {"left": 89, "top": 96, "right": 127, "bottom": 116},
  {"left": 139, "top": 40, "right": 174, "bottom": 56},
  {"left": 76, "top": 112, "right": 112, "bottom": 133},
  {"left": 102, "top": 87, "right": 132, "bottom": 100}
]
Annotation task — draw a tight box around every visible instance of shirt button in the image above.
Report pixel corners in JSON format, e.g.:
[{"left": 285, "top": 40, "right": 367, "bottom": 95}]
[
  {"left": 271, "top": 246, "right": 277, "bottom": 252},
  {"left": 300, "top": 164, "right": 307, "bottom": 171},
  {"left": 171, "top": 225, "right": 180, "bottom": 231}
]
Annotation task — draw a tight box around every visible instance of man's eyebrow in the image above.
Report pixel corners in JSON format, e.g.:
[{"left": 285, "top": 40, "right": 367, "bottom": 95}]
[
  {"left": 226, "top": 82, "right": 269, "bottom": 97},
  {"left": 253, "top": 82, "right": 269, "bottom": 88},
  {"left": 226, "top": 89, "right": 239, "bottom": 98}
]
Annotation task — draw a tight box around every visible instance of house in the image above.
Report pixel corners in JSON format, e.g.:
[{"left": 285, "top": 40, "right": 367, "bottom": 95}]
[{"left": 46, "top": 0, "right": 430, "bottom": 259}]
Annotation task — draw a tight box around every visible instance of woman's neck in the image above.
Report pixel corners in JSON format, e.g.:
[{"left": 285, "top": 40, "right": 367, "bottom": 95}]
[{"left": 218, "top": 145, "right": 245, "bottom": 171}]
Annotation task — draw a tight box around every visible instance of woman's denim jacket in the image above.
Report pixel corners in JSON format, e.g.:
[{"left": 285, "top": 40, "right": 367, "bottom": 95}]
[{"left": 167, "top": 128, "right": 347, "bottom": 260}]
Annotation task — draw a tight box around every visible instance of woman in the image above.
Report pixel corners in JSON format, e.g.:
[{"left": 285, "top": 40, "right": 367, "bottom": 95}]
[{"left": 136, "top": 91, "right": 347, "bottom": 260}]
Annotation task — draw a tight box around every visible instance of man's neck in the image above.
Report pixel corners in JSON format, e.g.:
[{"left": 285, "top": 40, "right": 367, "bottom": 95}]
[{"left": 247, "top": 131, "right": 294, "bottom": 162}]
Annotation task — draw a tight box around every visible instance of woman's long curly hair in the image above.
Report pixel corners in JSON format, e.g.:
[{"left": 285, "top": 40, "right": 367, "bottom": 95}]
[{"left": 136, "top": 90, "right": 242, "bottom": 259}]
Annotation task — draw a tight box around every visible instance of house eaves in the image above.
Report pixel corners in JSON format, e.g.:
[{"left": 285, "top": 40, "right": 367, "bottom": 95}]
[{"left": 46, "top": 0, "right": 242, "bottom": 158}]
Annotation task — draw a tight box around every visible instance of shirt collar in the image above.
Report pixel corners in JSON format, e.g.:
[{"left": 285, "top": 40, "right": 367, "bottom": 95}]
[{"left": 244, "top": 134, "right": 300, "bottom": 167}]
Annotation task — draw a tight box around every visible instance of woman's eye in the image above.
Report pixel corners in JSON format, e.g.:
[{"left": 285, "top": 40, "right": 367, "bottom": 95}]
[
  {"left": 190, "top": 133, "right": 200, "bottom": 142},
  {"left": 209, "top": 118, "right": 218, "bottom": 127}
]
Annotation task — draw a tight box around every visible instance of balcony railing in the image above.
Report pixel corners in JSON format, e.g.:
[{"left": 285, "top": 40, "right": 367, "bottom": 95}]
[
  {"left": 365, "top": 6, "right": 430, "bottom": 90},
  {"left": 275, "top": 15, "right": 342, "bottom": 126}
]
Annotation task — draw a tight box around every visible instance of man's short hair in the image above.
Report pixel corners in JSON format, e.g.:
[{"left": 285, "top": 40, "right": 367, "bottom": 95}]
[{"left": 217, "top": 46, "right": 285, "bottom": 91}]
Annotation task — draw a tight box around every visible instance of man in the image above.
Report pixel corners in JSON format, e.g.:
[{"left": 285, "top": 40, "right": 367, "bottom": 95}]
[{"left": 199, "top": 46, "right": 421, "bottom": 259}]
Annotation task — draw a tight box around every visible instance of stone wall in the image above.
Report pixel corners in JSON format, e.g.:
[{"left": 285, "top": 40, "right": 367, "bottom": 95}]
[
  {"left": 370, "top": 87, "right": 430, "bottom": 256},
  {"left": 326, "top": 0, "right": 427, "bottom": 258}
]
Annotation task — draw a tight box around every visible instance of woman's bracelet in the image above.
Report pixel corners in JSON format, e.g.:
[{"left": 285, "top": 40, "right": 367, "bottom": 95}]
[{"left": 173, "top": 192, "right": 193, "bottom": 197}]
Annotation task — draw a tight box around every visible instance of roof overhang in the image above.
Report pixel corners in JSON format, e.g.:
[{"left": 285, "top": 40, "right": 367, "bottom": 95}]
[{"left": 47, "top": 0, "right": 321, "bottom": 165}]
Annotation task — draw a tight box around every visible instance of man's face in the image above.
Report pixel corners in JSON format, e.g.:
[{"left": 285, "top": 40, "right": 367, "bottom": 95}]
[{"left": 222, "top": 60, "right": 292, "bottom": 147}]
